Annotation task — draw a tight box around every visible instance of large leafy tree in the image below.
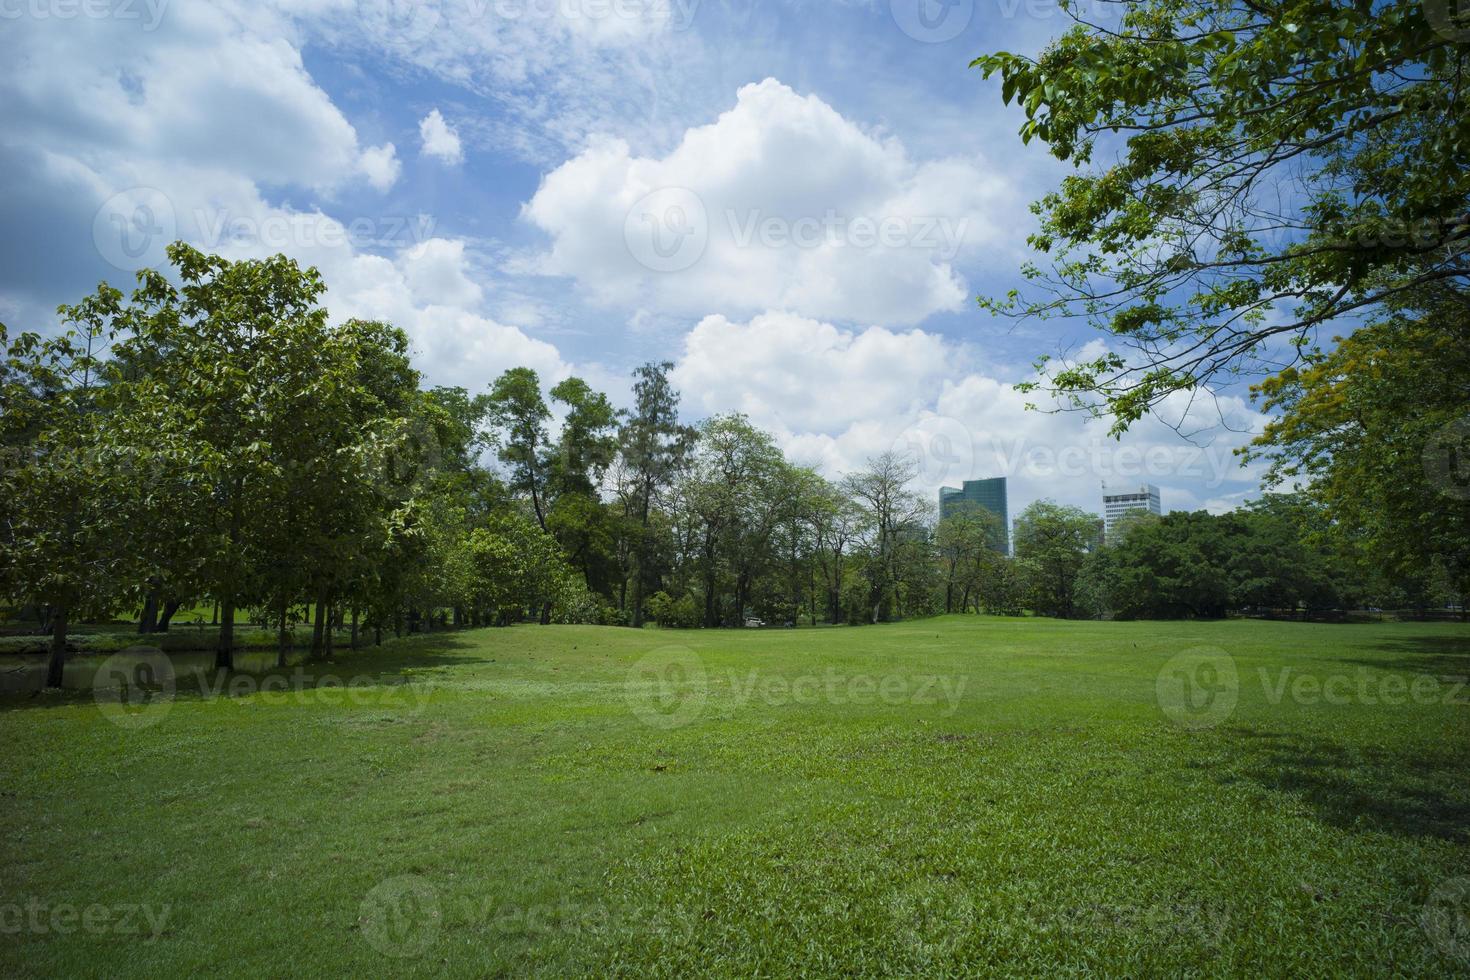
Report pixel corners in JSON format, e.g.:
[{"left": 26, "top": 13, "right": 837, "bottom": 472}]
[
  {"left": 842, "top": 452, "right": 928, "bottom": 623},
  {"left": 617, "top": 361, "right": 696, "bottom": 627},
  {"left": 1013, "top": 500, "right": 1100, "bottom": 617},
  {"left": 976, "top": 0, "right": 1470, "bottom": 428},
  {"left": 486, "top": 367, "right": 554, "bottom": 532},
  {"left": 0, "top": 320, "right": 133, "bottom": 687},
  {"left": 1246, "top": 289, "right": 1470, "bottom": 605},
  {"left": 936, "top": 504, "right": 1005, "bottom": 613},
  {"left": 683, "top": 414, "right": 789, "bottom": 627},
  {"left": 103, "top": 243, "right": 396, "bottom": 669},
  {"left": 545, "top": 377, "right": 620, "bottom": 595}
]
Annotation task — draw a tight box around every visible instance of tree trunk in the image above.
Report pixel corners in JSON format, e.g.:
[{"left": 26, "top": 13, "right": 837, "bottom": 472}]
[
  {"left": 311, "top": 593, "right": 327, "bottom": 658},
  {"left": 216, "top": 598, "right": 235, "bottom": 671},
  {"left": 277, "top": 598, "right": 290, "bottom": 669},
  {"left": 156, "top": 599, "right": 181, "bottom": 632},
  {"left": 45, "top": 606, "right": 68, "bottom": 689},
  {"left": 324, "top": 601, "right": 335, "bottom": 659},
  {"left": 539, "top": 601, "right": 552, "bottom": 626},
  {"left": 630, "top": 568, "right": 645, "bottom": 629},
  {"left": 138, "top": 590, "right": 159, "bottom": 634},
  {"left": 351, "top": 608, "right": 360, "bottom": 648}
]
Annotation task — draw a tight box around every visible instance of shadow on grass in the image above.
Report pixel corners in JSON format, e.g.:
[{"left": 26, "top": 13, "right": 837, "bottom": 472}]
[
  {"left": 1338, "top": 634, "right": 1470, "bottom": 677},
  {"left": 1218, "top": 726, "right": 1470, "bottom": 841},
  {"left": 0, "top": 632, "right": 495, "bottom": 711}
]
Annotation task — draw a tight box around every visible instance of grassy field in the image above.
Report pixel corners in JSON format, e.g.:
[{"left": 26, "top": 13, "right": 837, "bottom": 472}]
[{"left": 1, "top": 616, "right": 1467, "bottom": 976}]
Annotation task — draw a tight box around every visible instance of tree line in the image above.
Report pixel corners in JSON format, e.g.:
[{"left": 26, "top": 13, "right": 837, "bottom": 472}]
[
  {"left": 0, "top": 245, "right": 974, "bottom": 687},
  {"left": 4, "top": 238, "right": 1465, "bottom": 689}
]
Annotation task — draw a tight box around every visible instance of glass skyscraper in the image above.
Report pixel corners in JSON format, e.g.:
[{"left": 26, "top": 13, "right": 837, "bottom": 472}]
[{"left": 938, "top": 477, "right": 1009, "bottom": 553}]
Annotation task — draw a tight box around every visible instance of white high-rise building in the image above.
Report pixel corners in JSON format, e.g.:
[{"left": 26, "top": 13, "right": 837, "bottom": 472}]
[{"left": 1102, "top": 483, "right": 1161, "bottom": 544}]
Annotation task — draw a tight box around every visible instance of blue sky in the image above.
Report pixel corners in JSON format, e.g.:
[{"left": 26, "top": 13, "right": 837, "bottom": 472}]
[{"left": 0, "top": 0, "right": 1269, "bottom": 517}]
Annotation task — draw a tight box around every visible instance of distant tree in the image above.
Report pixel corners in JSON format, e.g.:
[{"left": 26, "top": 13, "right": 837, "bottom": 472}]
[
  {"left": 936, "top": 504, "right": 1004, "bottom": 613},
  {"left": 617, "top": 362, "right": 696, "bottom": 627},
  {"left": 1073, "top": 548, "right": 1119, "bottom": 620},
  {"left": 1013, "top": 500, "right": 1100, "bottom": 617},
  {"left": 546, "top": 377, "right": 621, "bottom": 596},
  {"left": 486, "top": 367, "right": 554, "bottom": 532},
  {"left": 975, "top": 554, "right": 1027, "bottom": 617},
  {"left": 807, "top": 478, "right": 862, "bottom": 624},
  {"left": 842, "top": 452, "right": 927, "bottom": 623},
  {"left": 683, "top": 414, "right": 787, "bottom": 626}
]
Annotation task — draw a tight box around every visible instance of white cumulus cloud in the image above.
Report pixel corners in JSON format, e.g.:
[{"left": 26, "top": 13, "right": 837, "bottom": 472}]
[
  {"left": 524, "top": 78, "right": 1014, "bottom": 326},
  {"left": 419, "top": 109, "right": 464, "bottom": 165}
]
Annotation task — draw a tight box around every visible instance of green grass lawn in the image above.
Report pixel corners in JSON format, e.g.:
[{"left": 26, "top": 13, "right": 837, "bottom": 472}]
[{"left": 2, "top": 616, "right": 1467, "bottom": 976}]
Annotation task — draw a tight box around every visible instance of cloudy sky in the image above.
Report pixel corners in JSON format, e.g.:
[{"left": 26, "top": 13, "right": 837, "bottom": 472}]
[{"left": 0, "top": 0, "right": 1270, "bottom": 517}]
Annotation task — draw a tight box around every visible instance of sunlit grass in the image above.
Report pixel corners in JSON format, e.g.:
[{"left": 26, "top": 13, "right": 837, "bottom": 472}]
[{"left": 1, "top": 616, "right": 1467, "bottom": 975}]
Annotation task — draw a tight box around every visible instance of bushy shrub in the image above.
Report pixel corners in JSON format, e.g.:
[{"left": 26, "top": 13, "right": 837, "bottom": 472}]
[{"left": 646, "top": 591, "right": 700, "bottom": 628}]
